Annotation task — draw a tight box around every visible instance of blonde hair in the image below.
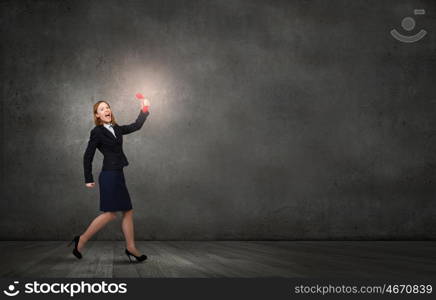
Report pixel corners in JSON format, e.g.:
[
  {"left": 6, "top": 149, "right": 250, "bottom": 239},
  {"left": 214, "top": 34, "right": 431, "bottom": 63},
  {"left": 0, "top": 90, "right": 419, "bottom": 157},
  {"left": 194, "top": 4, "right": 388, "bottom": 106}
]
[{"left": 93, "top": 101, "right": 118, "bottom": 126}]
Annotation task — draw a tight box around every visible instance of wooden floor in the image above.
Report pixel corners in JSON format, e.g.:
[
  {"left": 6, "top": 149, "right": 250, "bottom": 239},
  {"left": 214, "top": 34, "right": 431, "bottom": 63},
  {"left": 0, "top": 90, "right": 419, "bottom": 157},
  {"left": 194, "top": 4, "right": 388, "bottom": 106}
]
[{"left": 0, "top": 241, "right": 435, "bottom": 278}]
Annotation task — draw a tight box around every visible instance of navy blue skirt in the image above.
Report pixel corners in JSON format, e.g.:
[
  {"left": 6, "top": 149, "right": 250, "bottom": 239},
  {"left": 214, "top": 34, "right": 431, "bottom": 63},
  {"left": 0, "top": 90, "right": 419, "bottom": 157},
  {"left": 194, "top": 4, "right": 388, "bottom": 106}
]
[{"left": 98, "top": 169, "right": 132, "bottom": 212}]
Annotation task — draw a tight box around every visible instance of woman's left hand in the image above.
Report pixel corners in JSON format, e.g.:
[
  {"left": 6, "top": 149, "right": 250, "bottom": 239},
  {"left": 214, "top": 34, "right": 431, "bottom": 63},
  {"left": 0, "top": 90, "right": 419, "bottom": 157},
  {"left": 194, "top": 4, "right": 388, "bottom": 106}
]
[{"left": 141, "top": 98, "right": 151, "bottom": 112}]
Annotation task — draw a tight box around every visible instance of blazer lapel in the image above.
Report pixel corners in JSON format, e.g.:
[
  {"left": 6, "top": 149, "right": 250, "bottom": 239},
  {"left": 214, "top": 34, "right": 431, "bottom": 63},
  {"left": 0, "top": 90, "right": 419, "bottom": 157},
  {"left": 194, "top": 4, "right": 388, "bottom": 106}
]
[
  {"left": 113, "top": 126, "right": 121, "bottom": 141},
  {"left": 100, "top": 125, "right": 120, "bottom": 142}
]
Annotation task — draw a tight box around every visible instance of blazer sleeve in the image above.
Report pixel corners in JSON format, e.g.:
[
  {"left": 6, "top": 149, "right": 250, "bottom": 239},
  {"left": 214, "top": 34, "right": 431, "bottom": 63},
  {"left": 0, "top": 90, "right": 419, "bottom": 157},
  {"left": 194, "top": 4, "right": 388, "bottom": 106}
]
[
  {"left": 83, "top": 128, "right": 100, "bottom": 183},
  {"left": 118, "top": 109, "right": 150, "bottom": 135}
]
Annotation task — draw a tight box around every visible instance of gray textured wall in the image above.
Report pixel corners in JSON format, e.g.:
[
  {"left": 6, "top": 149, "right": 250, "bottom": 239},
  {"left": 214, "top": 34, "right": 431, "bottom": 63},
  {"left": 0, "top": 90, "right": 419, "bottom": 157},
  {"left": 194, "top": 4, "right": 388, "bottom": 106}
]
[{"left": 1, "top": 0, "right": 435, "bottom": 240}]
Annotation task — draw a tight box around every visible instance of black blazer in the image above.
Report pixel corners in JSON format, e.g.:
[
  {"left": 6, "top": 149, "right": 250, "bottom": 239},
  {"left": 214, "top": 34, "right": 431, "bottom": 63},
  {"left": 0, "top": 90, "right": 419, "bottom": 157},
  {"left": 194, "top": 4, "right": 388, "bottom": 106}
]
[{"left": 83, "top": 110, "right": 150, "bottom": 183}]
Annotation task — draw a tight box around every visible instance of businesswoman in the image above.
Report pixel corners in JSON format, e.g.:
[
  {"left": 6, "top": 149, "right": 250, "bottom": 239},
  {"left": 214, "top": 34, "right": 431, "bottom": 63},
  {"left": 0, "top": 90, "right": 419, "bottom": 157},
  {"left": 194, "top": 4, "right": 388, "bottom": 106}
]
[{"left": 68, "top": 98, "right": 150, "bottom": 262}]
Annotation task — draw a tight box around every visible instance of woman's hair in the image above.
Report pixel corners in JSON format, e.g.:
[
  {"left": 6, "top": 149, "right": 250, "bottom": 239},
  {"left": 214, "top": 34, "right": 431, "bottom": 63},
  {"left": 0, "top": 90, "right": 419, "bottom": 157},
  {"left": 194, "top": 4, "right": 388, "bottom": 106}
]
[{"left": 93, "top": 101, "right": 118, "bottom": 126}]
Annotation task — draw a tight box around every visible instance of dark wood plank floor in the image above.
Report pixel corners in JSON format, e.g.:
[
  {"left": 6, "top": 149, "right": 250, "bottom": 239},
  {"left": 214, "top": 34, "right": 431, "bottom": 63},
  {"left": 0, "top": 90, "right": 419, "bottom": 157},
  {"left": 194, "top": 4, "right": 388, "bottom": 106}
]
[{"left": 0, "top": 241, "right": 435, "bottom": 278}]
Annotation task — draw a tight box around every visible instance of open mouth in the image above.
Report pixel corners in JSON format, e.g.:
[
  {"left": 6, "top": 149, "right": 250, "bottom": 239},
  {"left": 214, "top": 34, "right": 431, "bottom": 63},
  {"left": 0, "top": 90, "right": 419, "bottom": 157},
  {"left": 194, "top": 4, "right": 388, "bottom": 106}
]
[{"left": 105, "top": 113, "right": 111, "bottom": 118}]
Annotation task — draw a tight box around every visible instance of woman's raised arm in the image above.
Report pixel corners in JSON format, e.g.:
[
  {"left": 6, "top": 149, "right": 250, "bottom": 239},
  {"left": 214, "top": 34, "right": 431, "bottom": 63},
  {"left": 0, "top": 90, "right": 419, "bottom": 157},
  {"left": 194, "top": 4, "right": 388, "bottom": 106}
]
[{"left": 118, "top": 100, "right": 151, "bottom": 135}]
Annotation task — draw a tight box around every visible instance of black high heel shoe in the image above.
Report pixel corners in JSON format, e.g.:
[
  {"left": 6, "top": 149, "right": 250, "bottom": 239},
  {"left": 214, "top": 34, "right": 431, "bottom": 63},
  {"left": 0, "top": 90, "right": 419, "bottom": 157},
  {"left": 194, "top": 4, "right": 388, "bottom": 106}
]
[
  {"left": 67, "top": 235, "right": 82, "bottom": 259},
  {"left": 125, "top": 248, "right": 147, "bottom": 262}
]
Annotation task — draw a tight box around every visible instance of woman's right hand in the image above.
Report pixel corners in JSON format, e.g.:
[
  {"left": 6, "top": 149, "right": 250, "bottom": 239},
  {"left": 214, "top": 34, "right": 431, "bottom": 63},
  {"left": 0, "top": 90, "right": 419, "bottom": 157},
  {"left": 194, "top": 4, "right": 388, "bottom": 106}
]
[{"left": 86, "top": 182, "right": 95, "bottom": 188}]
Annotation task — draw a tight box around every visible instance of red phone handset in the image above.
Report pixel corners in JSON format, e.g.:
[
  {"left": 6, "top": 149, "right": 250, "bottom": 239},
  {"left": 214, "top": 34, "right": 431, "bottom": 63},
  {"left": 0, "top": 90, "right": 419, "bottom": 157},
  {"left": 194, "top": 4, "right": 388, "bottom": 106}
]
[{"left": 136, "top": 93, "right": 150, "bottom": 113}]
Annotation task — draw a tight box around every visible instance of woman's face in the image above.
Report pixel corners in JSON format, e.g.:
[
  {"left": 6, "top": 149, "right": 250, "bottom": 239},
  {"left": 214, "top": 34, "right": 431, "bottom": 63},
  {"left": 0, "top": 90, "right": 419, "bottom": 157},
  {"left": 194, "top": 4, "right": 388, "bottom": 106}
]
[{"left": 95, "top": 102, "right": 112, "bottom": 124}]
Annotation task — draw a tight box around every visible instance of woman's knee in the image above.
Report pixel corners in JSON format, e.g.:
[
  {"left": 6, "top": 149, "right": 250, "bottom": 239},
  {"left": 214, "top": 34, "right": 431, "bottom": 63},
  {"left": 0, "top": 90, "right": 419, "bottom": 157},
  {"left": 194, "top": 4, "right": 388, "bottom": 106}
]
[
  {"left": 122, "top": 209, "right": 133, "bottom": 216},
  {"left": 105, "top": 212, "right": 117, "bottom": 220}
]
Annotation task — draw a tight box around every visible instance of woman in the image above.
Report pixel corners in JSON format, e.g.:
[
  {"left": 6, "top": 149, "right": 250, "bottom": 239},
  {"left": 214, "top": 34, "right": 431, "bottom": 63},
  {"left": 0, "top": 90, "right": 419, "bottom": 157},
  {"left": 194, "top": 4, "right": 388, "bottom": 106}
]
[{"left": 68, "top": 98, "right": 151, "bottom": 262}]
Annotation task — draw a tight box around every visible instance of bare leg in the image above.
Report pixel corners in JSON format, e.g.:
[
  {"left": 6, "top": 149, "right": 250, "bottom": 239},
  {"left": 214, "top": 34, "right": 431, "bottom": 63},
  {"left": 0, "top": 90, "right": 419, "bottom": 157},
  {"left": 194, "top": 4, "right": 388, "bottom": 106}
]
[
  {"left": 78, "top": 212, "right": 117, "bottom": 251},
  {"left": 121, "top": 209, "right": 141, "bottom": 256}
]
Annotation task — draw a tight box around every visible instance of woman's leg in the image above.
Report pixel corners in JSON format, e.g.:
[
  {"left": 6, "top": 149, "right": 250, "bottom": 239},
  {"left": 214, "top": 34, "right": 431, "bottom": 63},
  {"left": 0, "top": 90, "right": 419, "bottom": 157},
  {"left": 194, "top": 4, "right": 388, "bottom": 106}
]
[
  {"left": 78, "top": 212, "right": 117, "bottom": 251},
  {"left": 121, "top": 209, "right": 141, "bottom": 256}
]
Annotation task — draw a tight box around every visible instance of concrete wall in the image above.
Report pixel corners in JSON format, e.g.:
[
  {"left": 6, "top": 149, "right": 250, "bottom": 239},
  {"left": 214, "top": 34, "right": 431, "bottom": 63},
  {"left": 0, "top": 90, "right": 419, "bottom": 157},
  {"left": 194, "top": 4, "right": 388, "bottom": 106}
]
[{"left": 1, "top": 0, "right": 435, "bottom": 240}]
